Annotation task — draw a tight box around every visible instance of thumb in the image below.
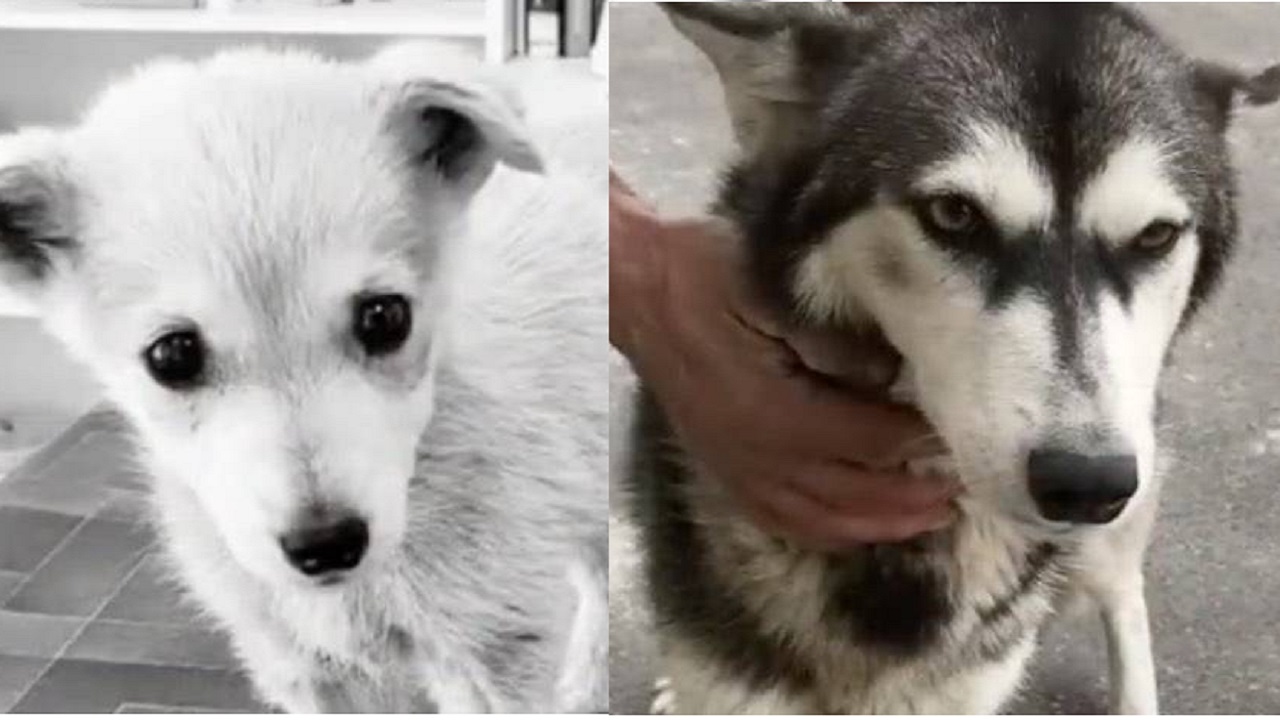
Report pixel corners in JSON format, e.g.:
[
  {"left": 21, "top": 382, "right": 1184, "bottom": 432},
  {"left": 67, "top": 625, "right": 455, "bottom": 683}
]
[{"left": 785, "top": 324, "right": 903, "bottom": 392}]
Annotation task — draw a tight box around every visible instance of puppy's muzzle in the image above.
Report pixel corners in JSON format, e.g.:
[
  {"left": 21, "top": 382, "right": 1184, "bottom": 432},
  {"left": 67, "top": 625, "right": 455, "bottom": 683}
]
[
  {"left": 1027, "top": 448, "right": 1138, "bottom": 525},
  {"left": 279, "top": 515, "right": 369, "bottom": 578}
]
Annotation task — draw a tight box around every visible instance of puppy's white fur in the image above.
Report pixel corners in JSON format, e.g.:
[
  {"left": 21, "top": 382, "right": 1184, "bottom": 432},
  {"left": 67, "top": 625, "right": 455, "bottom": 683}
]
[{"left": 0, "top": 45, "right": 605, "bottom": 712}]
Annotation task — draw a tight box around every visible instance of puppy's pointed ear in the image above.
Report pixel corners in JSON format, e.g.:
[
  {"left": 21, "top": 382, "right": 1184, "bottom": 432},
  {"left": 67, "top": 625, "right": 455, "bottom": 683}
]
[
  {"left": 660, "top": 2, "right": 861, "bottom": 157},
  {"left": 0, "top": 130, "right": 75, "bottom": 300},
  {"left": 1194, "top": 62, "right": 1280, "bottom": 129},
  {"left": 369, "top": 43, "right": 543, "bottom": 195}
]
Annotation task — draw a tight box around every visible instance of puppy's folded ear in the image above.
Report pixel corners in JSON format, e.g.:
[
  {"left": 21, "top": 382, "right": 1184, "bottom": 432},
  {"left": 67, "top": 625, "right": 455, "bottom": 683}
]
[
  {"left": 0, "top": 130, "right": 75, "bottom": 299},
  {"left": 1194, "top": 62, "right": 1280, "bottom": 129},
  {"left": 369, "top": 43, "right": 543, "bottom": 195},
  {"left": 396, "top": 77, "right": 544, "bottom": 186}
]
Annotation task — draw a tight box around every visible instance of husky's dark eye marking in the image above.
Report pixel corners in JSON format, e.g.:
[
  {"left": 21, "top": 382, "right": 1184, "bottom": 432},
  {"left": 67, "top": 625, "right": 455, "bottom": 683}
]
[
  {"left": 144, "top": 329, "right": 206, "bottom": 389},
  {"left": 921, "top": 194, "right": 982, "bottom": 235},
  {"left": 908, "top": 192, "right": 1002, "bottom": 265},
  {"left": 1128, "top": 220, "right": 1184, "bottom": 256},
  {"left": 354, "top": 294, "right": 413, "bottom": 356}
]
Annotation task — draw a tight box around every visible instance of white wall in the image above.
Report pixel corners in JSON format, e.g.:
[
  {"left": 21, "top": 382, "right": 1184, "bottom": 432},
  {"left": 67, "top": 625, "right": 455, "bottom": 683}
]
[{"left": 0, "top": 27, "right": 481, "bottom": 129}]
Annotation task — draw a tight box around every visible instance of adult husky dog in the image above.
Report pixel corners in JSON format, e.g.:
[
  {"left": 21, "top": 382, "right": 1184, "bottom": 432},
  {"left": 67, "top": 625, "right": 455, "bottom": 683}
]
[
  {"left": 0, "top": 45, "right": 606, "bottom": 712},
  {"left": 628, "top": 3, "right": 1279, "bottom": 714}
]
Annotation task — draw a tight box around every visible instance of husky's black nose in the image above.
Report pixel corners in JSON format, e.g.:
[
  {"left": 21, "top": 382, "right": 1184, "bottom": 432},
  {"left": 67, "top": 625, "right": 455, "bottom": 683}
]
[
  {"left": 1027, "top": 449, "right": 1138, "bottom": 524},
  {"left": 280, "top": 516, "right": 369, "bottom": 576}
]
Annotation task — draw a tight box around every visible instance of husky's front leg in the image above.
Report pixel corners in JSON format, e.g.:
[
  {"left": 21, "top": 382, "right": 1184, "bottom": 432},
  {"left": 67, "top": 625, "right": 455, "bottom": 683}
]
[{"left": 1097, "top": 573, "right": 1158, "bottom": 715}]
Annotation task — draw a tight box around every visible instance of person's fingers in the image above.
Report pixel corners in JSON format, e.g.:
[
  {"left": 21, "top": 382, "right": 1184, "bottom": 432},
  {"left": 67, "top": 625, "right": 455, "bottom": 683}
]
[
  {"left": 676, "top": 341, "right": 944, "bottom": 471},
  {"left": 828, "top": 502, "right": 957, "bottom": 544},
  {"left": 738, "top": 484, "right": 879, "bottom": 552},
  {"left": 746, "top": 478, "right": 957, "bottom": 548},
  {"left": 783, "top": 326, "right": 903, "bottom": 392},
  {"left": 609, "top": 169, "right": 664, "bottom": 229},
  {"left": 788, "top": 464, "right": 961, "bottom": 513},
  {"left": 762, "top": 383, "right": 945, "bottom": 468},
  {"left": 622, "top": 205, "right": 961, "bottom": 547},
  {"left": 719, "top": 262, "right": 902, "bottom": 392},
  {"left": 696, "top": 289, "right": 945, "bottom": 467},
  {"left": 609, "top": 167, "right": 639, "bottom": 199}
]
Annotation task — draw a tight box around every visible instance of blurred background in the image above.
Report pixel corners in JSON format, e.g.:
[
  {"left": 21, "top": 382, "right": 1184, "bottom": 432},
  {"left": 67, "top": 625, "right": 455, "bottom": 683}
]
[{"left": 609, "top": 2, "right": 1280, "bottom": 714}]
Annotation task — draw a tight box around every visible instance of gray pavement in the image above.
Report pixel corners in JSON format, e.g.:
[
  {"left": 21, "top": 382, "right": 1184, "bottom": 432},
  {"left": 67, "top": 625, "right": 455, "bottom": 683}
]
[{"left": 608, "top": 3, "right": 1280, "bottom": 714}]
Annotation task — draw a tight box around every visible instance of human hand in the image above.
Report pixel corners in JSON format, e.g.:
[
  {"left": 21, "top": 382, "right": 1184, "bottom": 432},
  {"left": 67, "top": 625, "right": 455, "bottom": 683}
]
[{"left": 611, "top": 170, "right": 958, "bottom": 550}]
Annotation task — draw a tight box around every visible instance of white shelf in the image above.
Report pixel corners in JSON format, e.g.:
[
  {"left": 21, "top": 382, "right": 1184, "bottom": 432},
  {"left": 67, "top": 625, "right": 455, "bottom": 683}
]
[{"left": 0, "top": 2, "right": 487, "bottom": 38}]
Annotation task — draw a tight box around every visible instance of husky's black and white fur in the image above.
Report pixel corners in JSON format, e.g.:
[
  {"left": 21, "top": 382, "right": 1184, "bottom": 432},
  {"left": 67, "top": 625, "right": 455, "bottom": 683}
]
[
  {"left": 629, "top": 3, "right": 1279, "bottom": 714},
  {"left": 0, "top": 45, "right": 606, "bottom": 712}
]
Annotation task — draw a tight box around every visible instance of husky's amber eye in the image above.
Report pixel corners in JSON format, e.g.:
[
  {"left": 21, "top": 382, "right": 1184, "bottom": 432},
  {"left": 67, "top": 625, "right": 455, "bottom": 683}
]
[
  {"left": 144, "top": 330, "right": 205, "bottom": 389},
  {"left": 923, "top": 194, "right": 980, "bottom": 234},
  {"left": 354, "top": 294, "right": 412, "bottom": 356},
  {"left": 1130, "top": 220, "right": 1183, "bottom": 254}
]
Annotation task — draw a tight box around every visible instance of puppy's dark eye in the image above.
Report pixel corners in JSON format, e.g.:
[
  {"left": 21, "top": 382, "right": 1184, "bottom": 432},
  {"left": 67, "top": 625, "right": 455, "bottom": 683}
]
[
  {"left": 354, "top": 294, "right": 412, "bottom": 356},
  {"left": 144, "top": 330, "right": 205, "bottom": 389},
  {"left": 1130, "top": 221, "right": 1183, "bottom": 254},
  {"left": 922, "top": 194, "right": 982, "bottom": 234}
]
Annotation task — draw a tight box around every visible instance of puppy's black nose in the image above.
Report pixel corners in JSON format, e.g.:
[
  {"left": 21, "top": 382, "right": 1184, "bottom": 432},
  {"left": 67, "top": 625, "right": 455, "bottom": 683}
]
[
  {"left": 1027, "top": 448, "right": 1138, "bottom": 525},
  {"left": 280, "top": 516, "right": 369, "bottom": 576}
]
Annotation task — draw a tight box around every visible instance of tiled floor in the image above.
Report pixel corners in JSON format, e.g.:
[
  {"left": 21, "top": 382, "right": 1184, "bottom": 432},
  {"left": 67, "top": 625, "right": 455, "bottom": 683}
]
[{"left": 0, "top": 410, "right": 267, "bottom": 714}]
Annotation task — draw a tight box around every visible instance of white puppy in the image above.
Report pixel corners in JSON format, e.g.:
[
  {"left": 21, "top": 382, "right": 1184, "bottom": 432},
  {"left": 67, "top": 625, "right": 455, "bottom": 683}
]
[{"left": 0, "top": 44, "right": 606, "bottom": 712}]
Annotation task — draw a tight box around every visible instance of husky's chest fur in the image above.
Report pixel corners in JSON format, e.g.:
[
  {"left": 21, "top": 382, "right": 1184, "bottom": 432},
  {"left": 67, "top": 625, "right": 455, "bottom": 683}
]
[{"left": 631, "top": 390, "right": 1079, "bottom": 713}]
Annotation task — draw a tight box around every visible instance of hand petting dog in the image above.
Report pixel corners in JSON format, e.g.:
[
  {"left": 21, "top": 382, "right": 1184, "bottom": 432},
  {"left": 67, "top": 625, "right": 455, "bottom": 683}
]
[{"left": 610, "top": 169, "right": 957, "bottom": 550}]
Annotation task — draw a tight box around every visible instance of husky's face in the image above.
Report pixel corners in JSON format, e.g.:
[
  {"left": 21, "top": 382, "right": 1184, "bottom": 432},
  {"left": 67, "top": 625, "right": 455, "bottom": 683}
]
[
  {"left": 0, "top": 46, "right": 541, "bottom": 587},
  {"left": 669, "top": 4, "right": 1279, "bottom": 528}
]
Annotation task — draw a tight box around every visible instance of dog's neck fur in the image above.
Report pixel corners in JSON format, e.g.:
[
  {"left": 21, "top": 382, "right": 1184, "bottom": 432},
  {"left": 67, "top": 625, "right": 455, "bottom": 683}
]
[
  {"left": 694, "top": 467, "right": 1065, "bottom": 707},
  {"left": 639, "top": 207, "right": 1073, "bottom": 704}
]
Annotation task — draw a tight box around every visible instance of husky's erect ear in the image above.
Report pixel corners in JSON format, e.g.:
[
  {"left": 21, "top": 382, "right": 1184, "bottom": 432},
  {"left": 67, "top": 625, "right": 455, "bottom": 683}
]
[
  {"left": 660, "top": 2, "right": 861, "bottom": 157},
  {"left": 0, "top": 130, "right": 76, "bottom": 300},
  {"left": 369, "top": 43, "right": 543, "bottom": 196},
  {"left": 1194, "top": 62, "right": 1280, "bottom": 129}
]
